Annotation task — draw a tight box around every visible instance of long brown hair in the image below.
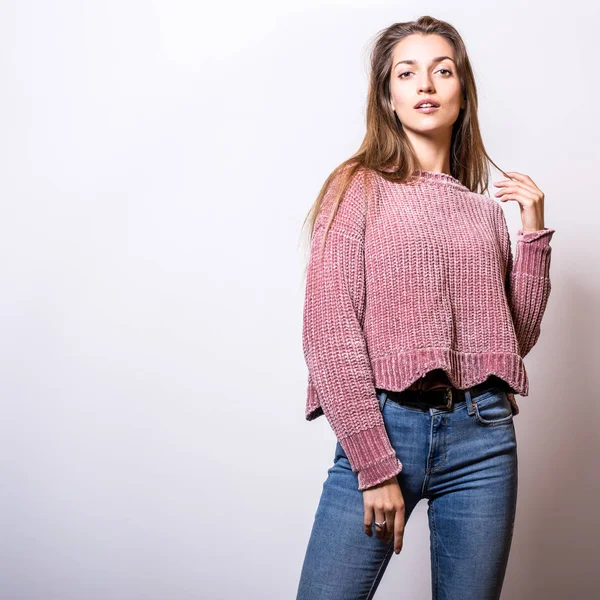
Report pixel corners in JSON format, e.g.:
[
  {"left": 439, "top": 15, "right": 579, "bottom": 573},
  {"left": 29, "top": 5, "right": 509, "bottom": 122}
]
[{"left": 301, "top": 15, "right": 510, "bottom": 255}]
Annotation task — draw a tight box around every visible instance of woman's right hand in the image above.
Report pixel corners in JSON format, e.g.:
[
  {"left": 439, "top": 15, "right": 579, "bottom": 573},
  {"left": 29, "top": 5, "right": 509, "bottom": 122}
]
[{"left": 362, "top": 476, "right": 406, "bottom": 555}]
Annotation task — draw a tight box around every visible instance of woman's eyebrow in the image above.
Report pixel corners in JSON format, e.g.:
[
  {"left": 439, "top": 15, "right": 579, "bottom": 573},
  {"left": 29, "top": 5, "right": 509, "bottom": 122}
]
[{"left": 394, "top": 56, "right": 456, "bottom": 69}]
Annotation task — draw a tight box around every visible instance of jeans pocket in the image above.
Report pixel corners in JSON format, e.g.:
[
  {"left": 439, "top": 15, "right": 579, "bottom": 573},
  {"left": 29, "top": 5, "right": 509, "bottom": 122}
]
[{"left": 473, "top": 389, "right": 514, "bottom": 426}]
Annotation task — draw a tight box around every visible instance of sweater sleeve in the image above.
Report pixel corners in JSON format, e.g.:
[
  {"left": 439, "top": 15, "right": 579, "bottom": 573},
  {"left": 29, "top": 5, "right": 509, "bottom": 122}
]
[
  {"left": 302, "top": 170, "right": 403, "bottom": 491},
  {"left": 496, "top": 207, "right": 556, "bottom": 358}
]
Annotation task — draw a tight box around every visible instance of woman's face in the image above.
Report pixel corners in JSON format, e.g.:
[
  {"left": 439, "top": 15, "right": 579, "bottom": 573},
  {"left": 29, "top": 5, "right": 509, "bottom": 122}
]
[{"left": 389, "top": 34, "right": 465, "bottom": 138}]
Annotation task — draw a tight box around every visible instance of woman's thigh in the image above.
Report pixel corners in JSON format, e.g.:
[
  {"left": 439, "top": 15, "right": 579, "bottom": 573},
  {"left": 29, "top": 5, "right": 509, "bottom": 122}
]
[
  {"left": 424, "top": 388, "right": 519, "bottom": 600},
  {"left": 296, "top": 393, "right": 429, "bottom": 600},
  {"left": 295, "top": 445, "right": 394, "bottom": 600}
]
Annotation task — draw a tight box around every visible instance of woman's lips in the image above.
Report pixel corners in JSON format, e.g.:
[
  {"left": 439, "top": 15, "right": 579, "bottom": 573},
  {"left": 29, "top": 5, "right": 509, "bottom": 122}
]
[{"left": 415, "top": 105, "right": 440, "bottom": 113}]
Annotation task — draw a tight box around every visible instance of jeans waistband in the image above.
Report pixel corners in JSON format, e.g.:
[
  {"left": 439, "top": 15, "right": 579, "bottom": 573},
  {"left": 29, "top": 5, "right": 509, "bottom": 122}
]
[{"left": 376, "top": 375, "right": 509, "bottom": 411}]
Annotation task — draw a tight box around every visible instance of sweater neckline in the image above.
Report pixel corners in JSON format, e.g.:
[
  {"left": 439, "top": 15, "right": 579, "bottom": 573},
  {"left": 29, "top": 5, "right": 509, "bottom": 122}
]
[
  {"left": 380, "top": 166, "right": 470, "bottom": 191},
  {"left": 412, "top": 170, "right": 469, "bottom": 190}
]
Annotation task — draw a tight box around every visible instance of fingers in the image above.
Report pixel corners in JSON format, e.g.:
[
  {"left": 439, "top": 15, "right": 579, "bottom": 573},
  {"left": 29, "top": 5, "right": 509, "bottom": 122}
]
[
  {"left": 393, "top": 509, "right": 405, "bottom": 554},
  {"left": 362, "top": 481, "right": 406, "bottom": 554},
  {"left": 363, "top": 504, "right": 388, "bottom": 539},
  {"left": 503, "top": 171, "right": 537, "bottom": 189},
  {"left": 493, "top": 181, "right": 537, "bottom": 205},
  {"left": 384, "top": 507, "right": 395, "bottom": 544},
  {"left": 364, "top": 502, "right": 405, "bottom": 551},
  {"left": 373, "top": 507, "right": 387, "bottom": 542},
  {"left": 373, "top": 504, "right": 406, "bottom": 554},
  {"left": 364, "top": 509, "right": 373, "bottom": 537},
  {"left": 494, "top": 171, "right": 541, "bottom": 197}
]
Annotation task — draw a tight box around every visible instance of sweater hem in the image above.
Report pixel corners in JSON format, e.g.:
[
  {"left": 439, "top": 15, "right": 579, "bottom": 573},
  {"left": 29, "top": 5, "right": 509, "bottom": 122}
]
[
  {"left": 370, "top": 348, "right": 528, "bottom": 396},
  {"left": 305, "top": 349, "right": 528, "bottom": 421}
]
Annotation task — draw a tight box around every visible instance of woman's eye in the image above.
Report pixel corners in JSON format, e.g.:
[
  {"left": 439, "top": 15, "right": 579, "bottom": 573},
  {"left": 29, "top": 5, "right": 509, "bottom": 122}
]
[{"left": 397, "top": 69, "right": 453, "bottom": 78}]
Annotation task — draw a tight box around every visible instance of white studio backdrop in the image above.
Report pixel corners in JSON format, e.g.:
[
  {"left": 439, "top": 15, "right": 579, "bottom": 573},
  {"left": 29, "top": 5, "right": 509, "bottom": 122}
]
[{"left": 1, "top": 1, "right": 598, "bottom": 599}]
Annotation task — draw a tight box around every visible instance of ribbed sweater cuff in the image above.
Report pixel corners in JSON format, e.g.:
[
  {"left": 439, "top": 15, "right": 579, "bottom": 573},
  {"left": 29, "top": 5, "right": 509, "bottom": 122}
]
[
  {"left": 340, "top": 425, "right": 403, "bottom": 491},
  {"left": 514, "top": 228, "right": 555, "bottom": 278},
  {"left": 357, "top": 455, "right": 403, "bottom": 491}
]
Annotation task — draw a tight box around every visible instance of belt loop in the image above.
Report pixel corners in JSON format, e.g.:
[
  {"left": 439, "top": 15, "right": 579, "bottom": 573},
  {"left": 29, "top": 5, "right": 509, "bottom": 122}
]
[
  {"left": 465, "top": 388, "right": 475, "bottom": 415},
  {"left": 378, "top": 390, "right": 388, "bottom": 411},
  {"left": 445, "top": 387, "right": 453, "bottom": 409}
]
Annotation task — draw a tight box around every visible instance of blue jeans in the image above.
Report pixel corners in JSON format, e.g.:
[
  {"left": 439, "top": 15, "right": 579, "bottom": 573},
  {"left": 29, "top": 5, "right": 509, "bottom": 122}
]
[{"left": 296, "top": 383, "right": 518, "bottom": 600}]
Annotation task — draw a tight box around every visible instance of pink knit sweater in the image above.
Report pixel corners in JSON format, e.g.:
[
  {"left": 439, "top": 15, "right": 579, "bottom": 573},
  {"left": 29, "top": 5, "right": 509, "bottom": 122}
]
[{"left": 302, "top": 168, "right": 555, "bottom": 490}]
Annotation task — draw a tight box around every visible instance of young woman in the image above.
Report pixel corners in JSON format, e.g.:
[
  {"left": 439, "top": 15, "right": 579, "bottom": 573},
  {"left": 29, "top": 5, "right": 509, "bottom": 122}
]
[{"left": 296, "top": 16, "right": 555, "bottom": 600}]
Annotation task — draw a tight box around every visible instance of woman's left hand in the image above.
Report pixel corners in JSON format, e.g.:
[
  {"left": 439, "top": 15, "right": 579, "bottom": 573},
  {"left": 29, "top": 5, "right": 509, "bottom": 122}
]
[{"left": 493, "top": 171, "right": 547, "bottom": 233}]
